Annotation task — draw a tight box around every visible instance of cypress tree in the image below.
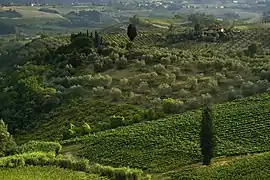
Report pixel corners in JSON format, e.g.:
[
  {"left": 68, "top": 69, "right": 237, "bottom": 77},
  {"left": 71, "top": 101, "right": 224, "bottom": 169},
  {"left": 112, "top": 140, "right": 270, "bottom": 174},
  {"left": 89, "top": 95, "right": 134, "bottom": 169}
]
[
  {"left": 200, "top": 105, "right": 215, "bottom": 165},
  {"left": 127, "top": 24, "right": 137, "bottom": 42},
  {"left": 94, "top": 30, "right": 101, "bottom": 48}
]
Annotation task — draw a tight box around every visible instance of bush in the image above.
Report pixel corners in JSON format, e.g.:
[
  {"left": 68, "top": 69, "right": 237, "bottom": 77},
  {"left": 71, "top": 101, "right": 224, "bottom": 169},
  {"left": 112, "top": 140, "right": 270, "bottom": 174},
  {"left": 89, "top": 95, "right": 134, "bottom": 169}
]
[
  {"left": 116, "top": 56, "right": 128, "bottom": 69},
  {"left": 93, "top": 163, "right": 143, "bottom": 180},
  {"left": 17, "top": 141, "right": 62, "bottom": 155},
  {"left": 0, "top": 152, "right": 144, "bottom": 180},
  {"left": 153, "top": 64, "right": 166, "bottom": 75},
  {"left": 110, "top": 87, "right": 122, "bottom": 101},
  {"left": 162, "top": 98, "right": 184, "bottom": 114},
  {"left": 81, "top": 122, "right": 92, "bottom": 136},
  {"left": 158, "top": 83, "right": 172, "bottom": 97},
  {"left": 0, "top": 119, "right": 16, "bottom": 157},
  {"left": 109, "top": 115, "right": 125, "bottom": 128},
  {"left": 241, "top": 81, "right": 258, "bottom": 97}
]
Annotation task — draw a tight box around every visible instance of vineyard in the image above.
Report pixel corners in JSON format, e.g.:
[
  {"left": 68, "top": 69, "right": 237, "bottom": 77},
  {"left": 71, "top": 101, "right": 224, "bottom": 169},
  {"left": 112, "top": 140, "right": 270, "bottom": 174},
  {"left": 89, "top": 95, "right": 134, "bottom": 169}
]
[
  {"left": 101, "top": 28, "right": 270, "bottom": 54},
  {"left": 169, "top": 152, "right": 270, "bottom": 180},
  {"left": 63, "top": 92, "right": 270, "bottom": 173},
  {"left": 102, "top": 31, "right": 165, "bottom": 46},
  {"left": 169, "top": 28, "right": 270, "bottom": 54},
  {"left": 1, "top": 21, "right": 270, "bottom": 180}
]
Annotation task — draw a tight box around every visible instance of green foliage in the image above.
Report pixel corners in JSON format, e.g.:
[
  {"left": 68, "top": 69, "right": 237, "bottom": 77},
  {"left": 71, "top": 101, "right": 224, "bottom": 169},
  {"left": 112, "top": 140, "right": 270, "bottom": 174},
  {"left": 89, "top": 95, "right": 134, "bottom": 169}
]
[
  {"left": 93, "top": 163, "right": 143, "bottom": 180},
  {"left": 16, "top": 141, "right": 62, "bottom": 155},
  {"left": 170, "top": 152, "right": 270, "bottom": 180},
  {"left": 63, "top": 123, "right": 77, "bottom": 140},
  {"left": 0, "top": 166, "right": 106, "bottom": 180},
  {"left": 0, "top": 119, "right": 16, "bottom": 157},
  {"left": 109, "top": 115, "right": 125, "bottom": 129},
  {"left": 81, "top": 122, "right": 91, "bottom": 136},
  {"left": 62, "top": 93, "right": 270, "bottom": 172},
  {"left": 162, "top": 98, "right": 184, "bottom": 114},
  {"left": 0, "top": 152, "right": 143, "bottom": 180},
  {"left": 36, "top": 100, "right": 144, "bottom": 140},
  {"left": 247, "top": 42, "right": 258, "bottom": 57}
]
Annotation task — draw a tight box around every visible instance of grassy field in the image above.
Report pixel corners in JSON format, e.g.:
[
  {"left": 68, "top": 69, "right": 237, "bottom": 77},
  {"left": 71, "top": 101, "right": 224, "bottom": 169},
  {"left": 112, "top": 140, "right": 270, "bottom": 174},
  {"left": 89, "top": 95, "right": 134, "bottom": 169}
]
[
  {"left": 62, "top": 92, "right": 270, "bottom": 172},
  {"left": 0, "top": 166, "right": 107, "bottom": 180}
]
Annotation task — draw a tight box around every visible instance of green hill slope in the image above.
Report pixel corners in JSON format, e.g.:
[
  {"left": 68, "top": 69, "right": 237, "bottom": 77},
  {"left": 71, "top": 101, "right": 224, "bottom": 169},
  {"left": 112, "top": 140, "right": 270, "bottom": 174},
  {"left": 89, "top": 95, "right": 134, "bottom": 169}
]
[
  {"left": 62, "top": 92, "right": 270, "bottom": 173},
  {"left": 168, "top": 152, "right": 270, "bottom": 180}
]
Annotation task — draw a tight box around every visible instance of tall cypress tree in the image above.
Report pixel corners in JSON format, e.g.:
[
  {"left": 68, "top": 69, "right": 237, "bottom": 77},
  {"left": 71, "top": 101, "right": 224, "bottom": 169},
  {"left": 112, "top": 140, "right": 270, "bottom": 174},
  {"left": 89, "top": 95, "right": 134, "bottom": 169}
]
[{"left": 200, "top": 105, "right": 215, "bottom": 165}]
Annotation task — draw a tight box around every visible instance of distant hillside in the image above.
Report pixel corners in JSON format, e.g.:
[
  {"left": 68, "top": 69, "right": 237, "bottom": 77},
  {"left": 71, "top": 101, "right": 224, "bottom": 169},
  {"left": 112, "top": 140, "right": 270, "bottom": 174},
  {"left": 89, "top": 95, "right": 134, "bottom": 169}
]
[
  {"left": 0, "top": 9, "right": 22, "bottom": 18},
  {"left": 62, "top": 10, "right": 118, "bottom": 27},
  {"left": 0, "top": 0, "right": 105, "bottom": 4}
]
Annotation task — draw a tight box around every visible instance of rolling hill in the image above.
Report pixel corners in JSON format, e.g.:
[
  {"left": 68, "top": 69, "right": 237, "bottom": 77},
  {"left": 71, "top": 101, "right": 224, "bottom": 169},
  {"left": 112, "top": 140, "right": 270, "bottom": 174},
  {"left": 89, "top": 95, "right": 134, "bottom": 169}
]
[
  {"left": 0, "top": 15, "right": 270, "bottom": 179},
  {"left": 62, "top": 92, "right": 270, "bottom": 172}
]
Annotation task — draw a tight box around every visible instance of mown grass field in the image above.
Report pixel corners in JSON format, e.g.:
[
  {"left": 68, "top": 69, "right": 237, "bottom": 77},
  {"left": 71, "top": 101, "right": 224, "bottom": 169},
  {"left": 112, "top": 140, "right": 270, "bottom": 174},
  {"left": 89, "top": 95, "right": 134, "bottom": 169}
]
[
  {"left": 0, "top": 166, "right": 106, "bottom": 180},
  {"left": 62, "top": 92, "right": 270, "bottom": 173}
]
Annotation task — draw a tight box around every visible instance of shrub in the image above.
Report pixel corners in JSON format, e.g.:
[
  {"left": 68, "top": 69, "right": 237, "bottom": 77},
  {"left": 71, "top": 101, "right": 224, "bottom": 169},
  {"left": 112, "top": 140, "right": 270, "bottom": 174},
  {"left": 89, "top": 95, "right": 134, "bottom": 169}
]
[
  {"left": 119, "top": 78, "right": 129, "bottom": 89},
  {"left": 134, "top": 59, "right": 146, "bottom": 69},
  {"left": 110, "top": 87, "right": 122, "bottom": 101},
  {"left": 241, "top": 81, "right": 258, "bottom": 97},
  {"left": 81, "top": 122, "right": 92, "bottom": 136},
  {"left": 92, "top": 86, "right": 105, "bottom": 98},
  {"left": 260, "top": 70, "right": 270, "bottom": 81},
  {"left": 93, "top": 163, "right": 143, "bottom": 180},
  {"left": 109, "top": 115, "right": 125, "bottom": 128},
  {"left": 0, "top": 152, "right": 145, "bottom": 179},
  {"left": 137, "top": 81, "right": 149, "bottom": 94},
  {"left": 116, "top": 56, "right": 128, "bottom": 69},
  {"left": 162, "top": 98, "right": 184, "bottom": 114},
  {"left": 62, "top": 123, "right": 76, "bottom": 140},
  {"left": 153, "top": 64, "right": 166, "bottom": 75},
  {"left": 165, "top": 73, "right": 176, "bottom": 85},
  {"left": 158, "top": 83, "right": 172, "bottom": 97},
  {"left": 0, "top": 119, "right": 16, "bottom": 157},
  {"left": 17, "top": 141, "right": 62, "bottom": 155}
]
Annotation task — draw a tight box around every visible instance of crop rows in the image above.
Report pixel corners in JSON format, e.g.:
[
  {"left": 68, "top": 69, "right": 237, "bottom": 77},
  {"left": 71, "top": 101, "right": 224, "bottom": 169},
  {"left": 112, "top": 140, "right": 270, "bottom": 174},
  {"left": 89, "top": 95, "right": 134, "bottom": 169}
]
[
  {"left": 67, "top": 93, "right": 270, "bottom": 172},
  {"left": 102, "top": 31, "right": 164, "bottom": 46},
  {"left": 170, "top": 152, "right": 270, "bottom": 180}
]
